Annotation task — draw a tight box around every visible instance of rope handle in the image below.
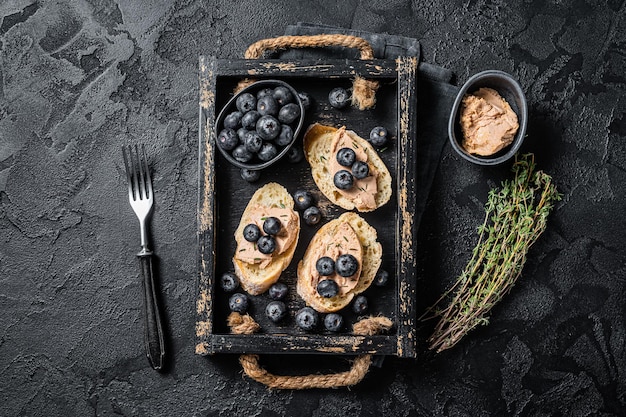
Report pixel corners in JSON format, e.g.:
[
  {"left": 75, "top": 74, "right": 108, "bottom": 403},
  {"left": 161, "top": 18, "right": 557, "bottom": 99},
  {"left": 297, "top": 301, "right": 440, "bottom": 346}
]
[
  {"left": 236, "top": 34, "right": 380, "bottom": 110},
  {"left": 228, "top": 313, "right": 393, "bottom": 389}
]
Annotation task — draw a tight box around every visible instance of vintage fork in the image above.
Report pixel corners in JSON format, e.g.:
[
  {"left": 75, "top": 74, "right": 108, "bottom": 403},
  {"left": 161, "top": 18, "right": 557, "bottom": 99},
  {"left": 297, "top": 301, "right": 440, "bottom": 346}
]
[{"left": 122, "top": 144, "right": 165, "bottom": 371}]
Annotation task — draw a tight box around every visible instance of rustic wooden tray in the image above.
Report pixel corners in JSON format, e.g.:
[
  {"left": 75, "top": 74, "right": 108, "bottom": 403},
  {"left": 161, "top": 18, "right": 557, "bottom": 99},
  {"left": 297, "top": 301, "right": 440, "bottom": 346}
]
[{"left": 196, "top": 55, "right": 418, "bottom": 358}]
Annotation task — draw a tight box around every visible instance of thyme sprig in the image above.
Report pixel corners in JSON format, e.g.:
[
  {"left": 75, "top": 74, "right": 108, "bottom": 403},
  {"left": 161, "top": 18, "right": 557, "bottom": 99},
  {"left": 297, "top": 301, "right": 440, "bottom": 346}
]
[{"left": 422, "top": 153, "right": 561, "bottom": 353}]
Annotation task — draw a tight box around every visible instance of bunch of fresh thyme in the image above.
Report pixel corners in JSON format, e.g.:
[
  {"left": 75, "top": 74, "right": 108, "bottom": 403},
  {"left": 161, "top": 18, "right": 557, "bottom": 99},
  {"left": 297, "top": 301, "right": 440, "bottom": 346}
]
[{"left": 422, "top": 153, "right": 561, "bottom": 353}]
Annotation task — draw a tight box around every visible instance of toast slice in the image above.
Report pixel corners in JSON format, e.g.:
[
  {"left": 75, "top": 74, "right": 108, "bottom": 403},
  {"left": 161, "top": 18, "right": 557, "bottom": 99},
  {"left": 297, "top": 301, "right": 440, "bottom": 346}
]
[
  {"left": 233, "top": 182, "right": 300, "bottom": 295},
  {"left": 303, "top": 123, "right": 392, "bottom": 212},
  {"left": 296, "top": 212, "right": 382, "bottom": 313}
]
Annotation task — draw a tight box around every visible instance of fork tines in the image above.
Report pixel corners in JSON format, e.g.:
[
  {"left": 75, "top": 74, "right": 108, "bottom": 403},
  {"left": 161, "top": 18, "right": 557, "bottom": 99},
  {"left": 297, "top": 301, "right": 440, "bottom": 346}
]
[{"left": 122, "top": 144, "right": 152, "bottom": 201}]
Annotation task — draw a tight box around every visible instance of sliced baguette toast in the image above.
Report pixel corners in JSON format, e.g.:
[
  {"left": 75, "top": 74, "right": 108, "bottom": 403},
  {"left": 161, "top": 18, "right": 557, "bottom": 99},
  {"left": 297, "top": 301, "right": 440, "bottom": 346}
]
[
  {"left": 233, "top": 182, "right": 300, "bottom": 295},
  {"left": 296, "top": 212, "right": 382, "bottom": 313},
  {"left": 303, "top": 123, "right": 392, "bottom": 212}
]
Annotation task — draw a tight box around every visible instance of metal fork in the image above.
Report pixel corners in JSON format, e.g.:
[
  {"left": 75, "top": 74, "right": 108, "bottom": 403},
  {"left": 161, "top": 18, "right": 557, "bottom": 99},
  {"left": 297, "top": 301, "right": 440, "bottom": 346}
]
[{"left": 122, "top": 144, "right": 165, "bottom": 371}]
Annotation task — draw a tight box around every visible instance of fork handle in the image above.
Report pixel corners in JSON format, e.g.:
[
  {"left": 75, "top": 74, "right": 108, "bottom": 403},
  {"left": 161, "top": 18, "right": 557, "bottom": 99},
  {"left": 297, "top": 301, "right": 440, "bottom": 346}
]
[{"left": 138, "top": 252, "right": 166, "bottom": 370}]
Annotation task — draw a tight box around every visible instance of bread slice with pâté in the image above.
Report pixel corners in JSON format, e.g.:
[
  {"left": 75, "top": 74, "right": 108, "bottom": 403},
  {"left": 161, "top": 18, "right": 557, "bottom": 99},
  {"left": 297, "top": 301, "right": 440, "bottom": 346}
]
[{"left": 233, "top": 182, "right": 300, "bottom": 295}]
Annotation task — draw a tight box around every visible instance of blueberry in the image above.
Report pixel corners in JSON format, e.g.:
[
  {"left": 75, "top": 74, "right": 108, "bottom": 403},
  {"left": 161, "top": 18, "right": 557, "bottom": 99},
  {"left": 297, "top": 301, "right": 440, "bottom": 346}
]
[
  {"left": 257, "top": 95, "right": 278, "bottom": 116},
  {"left": 369, "top": 126, "right": 388, "bottom": 148},
  {"left": 268, "top": 282, "right": 288, "bottom": 300},
  {"left": 257, "top": 142, "right": 278, "bottom": 162},
  {"left": 317, "top": 279, "right": 339, "bottom": 298},
  {"left": 232, "top": 145, "right": 253, "bottom": 163},
  {"left": 351, "top": 161, "right": 370, "bottom": 179},
  {"left": 220, "top": 272, "right": 239, "bottom": 292},
  {"left": 256, "top": 235, "right": 276, "bottom": 254},
  {"left": 324, "top": 313, "right": 344, "bottom": 332},
  {"left": 217, "top": 128, "right": 238, "bottom": 151},
  {"left": 298, "top": 91, "right": 312, "bottom": 110},
  {"left": 278, "top": 103, "right": 300, "bottom": 124},
  {"left": 272, "top": 85, "right": 294, "bottom": 106},
  {"left": 336, "top": 147, "right": 356, "bottom": 167},
  {"left": 244, "top": 131, "right": 263, "bottom": 153},
  {"left": 333, "top": 170, "right": 354, "bottom": 190},
  {"left": 256, "top": 87, "right": 273, "bottom": 100},
  {"left": 286, "top": 146, "right": 304, "bottom": 163},
  {"left": 329, "top": 87, "right": 350, "bottom": 109},
  {"left": 293, "top": 189, "right": 314, "bottom": 211},
  {"left": 236, "top": 93, "right": 256, "bottom": 113},
  {"left": 223, "top": 111, "right": 243, "bottom": 129},
  {"left": 240, "top": 168, "right": 261, "bottom": 183},
  {"left": 336, "top": 254, "right": 358, "bottom": 277},
  {"left": 295, "top": 307, "right": 319, "bottom": 331},
  {"left": 243, "top": 223, "right": 261, "bottom": 242},
  {"left": 229, "top": 292, "right": 249, "bottom": 313},
  {"left": 262, "top": 216, "right": 282, "bottom": 235},
  {"left": 237, "top": 127, "right": 249, "bottom": 143},
  {"left": 374, "top": 269, "right": 389, "bottom": 287},
  {"left": 303, "top": 206, "right": 322, "bottom": 226},
  {"left": 265, "top": 300, "right": 287, "bottom": 323},
  {"left": 352, "top": 295, "right": 368, "bottom": 315},
  {"left": 256, "top": 115, "right": 281, "bottom": 140},
  {"left": 241, "top": 110, "right": 261, "bottom": 130},
  {"left": 275, "top": 124, "right": 293, "bottom": 147},
  {"left": 315, "top": 256, "right": 335, "bottom": 276}
]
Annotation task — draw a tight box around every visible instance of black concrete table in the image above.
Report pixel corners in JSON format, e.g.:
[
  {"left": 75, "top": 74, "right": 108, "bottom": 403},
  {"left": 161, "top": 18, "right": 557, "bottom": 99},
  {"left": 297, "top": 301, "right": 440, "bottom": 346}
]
[{"left": 1, "top": 2, "right": 624, "bottom": 416}]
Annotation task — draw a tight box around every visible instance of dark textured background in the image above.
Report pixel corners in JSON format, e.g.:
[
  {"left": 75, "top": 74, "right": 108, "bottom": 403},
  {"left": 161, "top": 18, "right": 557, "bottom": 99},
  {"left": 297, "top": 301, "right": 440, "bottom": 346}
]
[{"left": 1, "top": 1, "right": 625, "bottom": 416}]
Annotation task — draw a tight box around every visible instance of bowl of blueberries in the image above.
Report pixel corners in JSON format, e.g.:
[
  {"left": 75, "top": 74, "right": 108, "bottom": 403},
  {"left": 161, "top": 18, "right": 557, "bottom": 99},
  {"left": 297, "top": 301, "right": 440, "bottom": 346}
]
[{"left": 215, "top": 79, "right": 306, "bottom": 174}]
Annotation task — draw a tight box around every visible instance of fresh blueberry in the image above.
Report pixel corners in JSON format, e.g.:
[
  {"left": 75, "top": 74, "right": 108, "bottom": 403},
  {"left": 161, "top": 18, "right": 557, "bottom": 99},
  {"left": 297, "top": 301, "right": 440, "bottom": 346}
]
[
  {"left": 229, "top": 292, "right": 249, "bottom": 313},
  {"left": 315, "top": 256, "right": 335, "bottom": 276},
  {"left": 351, "top": 161, "right": 370, "bottom": 179},
  {"left": 286, "top": 145, "right": 304, "bottom": 163},
  {"left": 324, "top": 313, "right": 344, "bottom": 332},
  {"left": 244, "top": 131, "right": 263, "bottom": 153},
  {"left": 241, "top": 110, "right": 261, "bottom": 130},
  {"left": 374, "top": 269, "right": 389, "bottom": 287},
  {"left": 265, "top": 300, "right": 287, "bottom": 323},
  {"left": 336, "top": 254, "right": 358, "bottom": 277},
  {"left": 232, "top": 145, "right": 253, "bottom": 163},
  {"left": 256, "top": 87, "right": 273, "bottom": 100},
  {"left": 328, "top": 87, "right": 350, "bottom": 109},
  {"left": 298, "top": 91, "right": 312, "bottom": 110},
  {"left": 217, "top": 128, "right": 238, "bottom": 151},
  {"left": 352, "top": 295, "right": 368, "bottom": 315},
  {"left": 256, "top": 115, "right": 281, "bottom": 140},
  {"left": 268, "top": 282, "right": 288, "bottom": 300},
  {"left": 369, "top": 126, "right": 389, "bottom": 148},
  {"left": 237, "top": 128, "right": 249, "bottom": 143},
  {"left": 243, "top": 223, "right": 261, "bottom": 242},
  {"left": 293, "top": 189, "right": 314, "bottom": 211},
  {"left": 333, "top": 170, "right": 354, "bottom": 190},
  {"left": 256, "top": 235, "right": 276, "bottom": 254},
  {"left": 257, "top": 95, "right": 278, "bottom": 116},
  {"left": 303, "top": 206, "right": 322, "bottom": 226},
  {"left": 240, "top": 168, "right": 261, "bottom": 183},
  {"left": 223, "top": 111, "right": 243, "bottom": 129},
  {"left": 220, "top": 272, "right": 239, "bottom": 292},
  {"left": 263, "top": 216, "right": 282, "bottom": 235},
  {"left": 272, "top": 85, "right": 294, "bottom": 106},
  {"left": 278, "top": 103, "right": 301, "bottom": 124},
  {"left": 257, "top": 142, "right": 278, "bottom": 162},
  {"left": 236, "top": 92, "right": 256, "bottom": 113},
  {"left": 295, "top": 307, "right": 319, "bottom": 331},
  {"left": 275, "top": 124, "right": 293, "bottom": 147},
  {"left": 317, "top": 279, "right": 339, "bottom": 298},
  {"left": 336, "top": 147, "right": 356, "bottom": 167}
]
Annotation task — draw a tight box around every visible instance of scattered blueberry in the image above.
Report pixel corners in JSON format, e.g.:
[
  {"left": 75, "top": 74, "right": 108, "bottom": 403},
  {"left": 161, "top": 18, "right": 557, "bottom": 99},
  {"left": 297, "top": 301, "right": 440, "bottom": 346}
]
[
  {"left": 232, "top": 145, "right": 253, "bottom": 163},
  {"left": 229, "top": 292, "right": 249, "bottom": 313},
  {"left": 257, "top": 95, "right": 278, "bottom": 116},
  {"left": 220, "top": 272, "right": 239, "bottom": 292},
  {"left": 256, "top": 235, "right": 277, "bottom": 254},
  {"left": 256, "top": 115, "right": 281, "bottom": 140},
  {"left": 336, "top": 147, "right": 356, "bottom": 167},
  {"left": 329, "top": 87, "right": 350, "bottom": 109},
  {"left": 272, "top": 85, "right": 294, "bottom": 106},
  {"left": 333, "top": 170, "right": 354, "bottom": 190},
  {"left": 351, "top": 161, "right": 370, "bottom": 179},
  {"left": 268, "top": 282, "right": 288, "bottom": 300},
  {"left": 244, "top": 131, "right": 263, "bottom": 153},
  {"left": 303, "top": 206, "right": 322, "bottom": 226},
  {"left": 295, "top": 307, "right": 319, "bottom": 331},
  {"left": 262, "top": 217, "right": 282, "bottom": 235},
  {"left": 265, "top": 300, "right": 287, "bottom": 323},
  {"left": 374, "top": 269, "right": 389, "bottom": 287},
  {"left": 275, "top": 124, "right": 294, "bottom": 147},
  {"left": 286, "top": 146, "right": 304, "bottom": 163},
  {"left": 236, "top": 93, "right": 256, "bottom": 113},
  {"left": 352, "top": 295, "right": 368, "bottom": 315},
  {"left": 240, "top": 168, "right": 261, "bottom": 183},
  {"left": 224, "top": 111, "right": 243, "bottom": 129},
  {"left": 317, "top": 279, "right": 339, "bottom": 298},
  {"left": 217, "top": 128, "right": 238, "bottom": 151},
  {"left": 369, "top": 126, "right": 389, "bottom": 148},
  {"left": 293, "top": 190, "right": 314, "bottom": 211},
  {"left": 316, "top": 256, "right": 335, "bottom": 276},
  {"left": 243, "top": 223, "right": 261, "bottom": 242},
  {"left": 241, "top": 110, "right": 261, "bottom": 130},
  {"left": 324, "top": 313, "right": 344, "bottom": 332},
  {"left": 257, "top": 142, "right": 278, "bottom": 162},
  {"left": 336, "top": 254, "right": 358, "bottom": 277},
  {"left": 298, "top": 91, "right": 312, "bottom": 110},
  {"left": 278, "top": 103, "right": 300, "bottom": 124}
]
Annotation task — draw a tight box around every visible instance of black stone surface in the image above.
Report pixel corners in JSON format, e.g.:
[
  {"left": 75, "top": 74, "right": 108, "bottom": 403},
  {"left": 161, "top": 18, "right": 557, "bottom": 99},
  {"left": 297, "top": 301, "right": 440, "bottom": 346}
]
[{"left": 1, "top": 1, "right": 625, "bottom": 416}]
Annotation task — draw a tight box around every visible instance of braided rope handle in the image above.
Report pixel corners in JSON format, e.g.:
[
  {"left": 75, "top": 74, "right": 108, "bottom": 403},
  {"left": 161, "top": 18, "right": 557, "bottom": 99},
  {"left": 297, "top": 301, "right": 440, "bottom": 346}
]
[
  {"left": 228, "top": 313, "right": 393, "bottom": 389},
  {"left": 236, "top": 34, "right": 380, "bottom": 110}
]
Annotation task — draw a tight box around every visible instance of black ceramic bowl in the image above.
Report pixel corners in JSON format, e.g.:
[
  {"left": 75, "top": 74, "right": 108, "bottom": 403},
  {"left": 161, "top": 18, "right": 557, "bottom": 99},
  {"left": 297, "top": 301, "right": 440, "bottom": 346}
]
[
  {"left": 215, "top": 79, "right": 305, "bottom": 170},
  {"left": 448, "top": 70, "right": 528, "bottom": 166}
]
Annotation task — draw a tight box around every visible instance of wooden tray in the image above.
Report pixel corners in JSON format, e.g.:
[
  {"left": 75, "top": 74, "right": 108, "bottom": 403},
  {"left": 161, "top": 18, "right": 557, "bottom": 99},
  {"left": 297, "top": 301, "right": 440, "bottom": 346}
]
[{"left": 196, "top": 55, "right": 418, "bottom": 358}]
